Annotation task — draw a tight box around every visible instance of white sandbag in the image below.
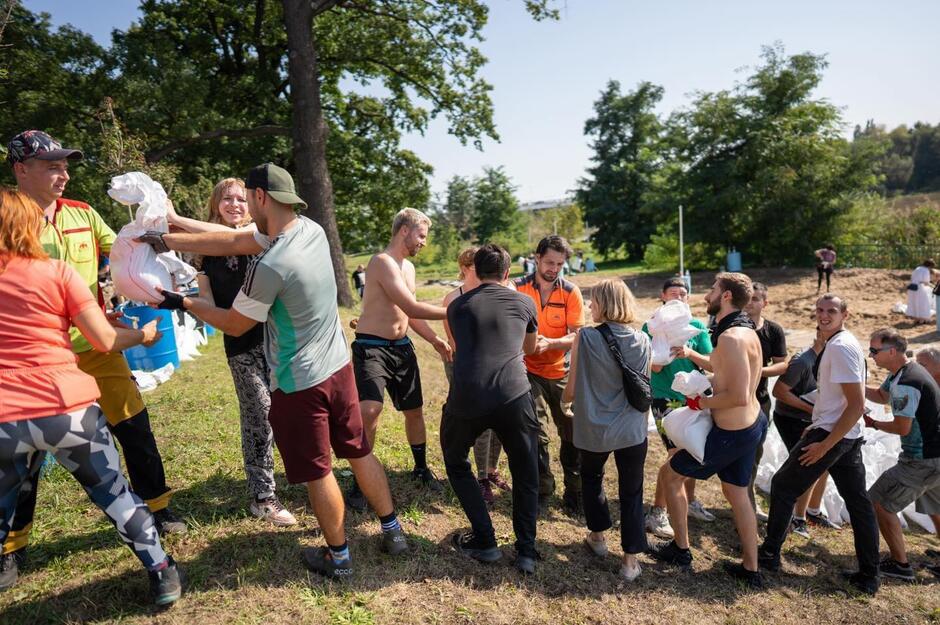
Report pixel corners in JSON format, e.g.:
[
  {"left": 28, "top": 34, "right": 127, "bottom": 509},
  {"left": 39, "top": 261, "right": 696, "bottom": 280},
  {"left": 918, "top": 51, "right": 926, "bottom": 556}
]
[
  {"left": 662, "top": 407, "right": 712, "bottom": 464},
  {"left": 647, "top": 300, "right": 703, "bottom": 366},
  {"left": 671, "top": 370, "right": 711, "bottom": 397},
  {"left": 174, "top": 312, "right": 202, "bottom": 362},
  {"left": 131, "top": 362, "right": 175, "bottom": 393},
  {"left": 107, "top": 172, "right": 197, "bottom": 304}
]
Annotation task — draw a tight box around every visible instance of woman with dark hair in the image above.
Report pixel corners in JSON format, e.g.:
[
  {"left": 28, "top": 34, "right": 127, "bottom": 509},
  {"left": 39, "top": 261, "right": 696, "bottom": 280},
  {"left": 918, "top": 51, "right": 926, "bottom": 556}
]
[{"left": 0, "top": 188, "right": 181, "bottom": 605}]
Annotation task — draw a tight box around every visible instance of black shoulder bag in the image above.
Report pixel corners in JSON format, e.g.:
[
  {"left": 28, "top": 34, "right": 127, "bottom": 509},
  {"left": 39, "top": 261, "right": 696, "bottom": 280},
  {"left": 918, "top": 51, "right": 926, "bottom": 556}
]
[{"left": 595, "top": 323, "right": 652, "bottom": 412}]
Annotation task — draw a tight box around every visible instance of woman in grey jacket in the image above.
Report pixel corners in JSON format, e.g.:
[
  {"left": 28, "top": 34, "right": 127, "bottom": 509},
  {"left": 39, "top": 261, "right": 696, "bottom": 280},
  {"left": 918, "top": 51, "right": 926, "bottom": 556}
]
[{"left": 564, "top": 278, "right": 651, "bottom": 581}]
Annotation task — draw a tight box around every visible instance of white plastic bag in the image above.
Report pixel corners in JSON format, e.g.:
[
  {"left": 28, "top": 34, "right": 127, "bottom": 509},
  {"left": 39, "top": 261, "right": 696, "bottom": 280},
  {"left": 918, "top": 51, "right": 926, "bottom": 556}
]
[
  {"left": 647, "top": 300, "right": 703, "bottom": 366},
  {"left": 671, "top": 370, "right": 711, "bottom": 397},
  {"left": 661, "top": 370, "right": 714, "bottom": 463},
  {"left": 108, "top": 172, "right": 197, "bottom": 304}
]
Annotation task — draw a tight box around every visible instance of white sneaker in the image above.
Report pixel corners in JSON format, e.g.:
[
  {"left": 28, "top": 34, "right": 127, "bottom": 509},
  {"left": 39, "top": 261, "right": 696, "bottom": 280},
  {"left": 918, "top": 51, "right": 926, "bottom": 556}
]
[
  {"left": 620, "top": 562, "right": 642, "bottom": 582},
  {"left": 250, "top": 496, "right": 298, "bottom": 527},
  {"left": 645, "top": 506, "right": 674, "bottom": 539},
  {"left": 688, "top": 500, "right": 716, "bottom": 522}
]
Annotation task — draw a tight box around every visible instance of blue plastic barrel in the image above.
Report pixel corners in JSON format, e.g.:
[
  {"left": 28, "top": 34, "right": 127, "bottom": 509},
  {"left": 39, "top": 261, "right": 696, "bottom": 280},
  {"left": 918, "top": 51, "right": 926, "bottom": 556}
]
[
  {"left": 122, "top": 306, "right": 179, "bottom": 371},
  {"left": 726, "top": 248, "right": 742, "bottom": 272},
  {"left": 205, "top": 324, "right": 216, "bottom": 337}
]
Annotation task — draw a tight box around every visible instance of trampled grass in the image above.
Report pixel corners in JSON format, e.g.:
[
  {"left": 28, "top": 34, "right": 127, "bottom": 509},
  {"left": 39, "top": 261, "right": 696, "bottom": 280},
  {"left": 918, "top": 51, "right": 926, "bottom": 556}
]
[{"left": 1, "top": 297, "right": 938, "bottom": 624}]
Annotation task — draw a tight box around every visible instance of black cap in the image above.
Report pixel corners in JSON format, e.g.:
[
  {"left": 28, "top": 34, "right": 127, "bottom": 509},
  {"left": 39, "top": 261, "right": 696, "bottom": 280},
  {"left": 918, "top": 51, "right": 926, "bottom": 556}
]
[{"left": 7, "top": 130, "right": 83, "bottom": 165}]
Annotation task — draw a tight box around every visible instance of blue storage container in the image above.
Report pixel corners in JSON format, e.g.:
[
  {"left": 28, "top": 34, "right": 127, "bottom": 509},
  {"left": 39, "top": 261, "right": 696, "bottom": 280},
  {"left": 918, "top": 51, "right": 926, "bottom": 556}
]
[
  {"left": 205, "top": 324, "right": 216, "bottom": 337},
  {"left": 726, "top": 248, "right": 742, "bottom": 272},
  {"left": 121, "top": 306, "right": 179, "bottom": 371}
]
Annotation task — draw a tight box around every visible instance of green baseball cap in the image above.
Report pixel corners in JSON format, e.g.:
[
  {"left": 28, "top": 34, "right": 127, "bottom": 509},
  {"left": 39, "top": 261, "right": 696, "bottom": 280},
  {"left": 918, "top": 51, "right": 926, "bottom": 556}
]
[{"left": 245, "top": 163, "right": 307, "bottom": 209}]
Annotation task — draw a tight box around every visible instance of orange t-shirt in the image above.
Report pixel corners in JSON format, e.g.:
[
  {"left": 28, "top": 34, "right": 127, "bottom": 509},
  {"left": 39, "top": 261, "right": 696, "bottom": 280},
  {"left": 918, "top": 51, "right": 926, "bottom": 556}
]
[
  {"left": 514, "top": 274, "right": 584, "bottom": 380},
  {"left": 0, "top": 257, "right": 101, "bottom": 422}
]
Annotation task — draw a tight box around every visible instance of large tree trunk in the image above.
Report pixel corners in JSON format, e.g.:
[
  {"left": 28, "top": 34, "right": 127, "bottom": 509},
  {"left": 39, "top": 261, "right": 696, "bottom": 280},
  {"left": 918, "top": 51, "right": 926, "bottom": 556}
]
[{"left": 282, "top": 0, "right": 354, "bottom": 306}]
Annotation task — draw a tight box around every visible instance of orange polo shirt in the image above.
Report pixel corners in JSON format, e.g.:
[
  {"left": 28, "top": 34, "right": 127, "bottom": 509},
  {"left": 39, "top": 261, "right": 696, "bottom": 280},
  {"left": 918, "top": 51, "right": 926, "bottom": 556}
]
[{"left": 513, "top": 273, "right": 584, "bottom": 380}]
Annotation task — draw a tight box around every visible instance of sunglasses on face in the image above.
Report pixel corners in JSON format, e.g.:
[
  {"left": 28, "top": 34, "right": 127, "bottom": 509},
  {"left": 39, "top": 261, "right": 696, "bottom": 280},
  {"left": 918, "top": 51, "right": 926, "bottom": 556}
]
[{"left": 869, "top": 346, "right": 893, "bottom": 356}]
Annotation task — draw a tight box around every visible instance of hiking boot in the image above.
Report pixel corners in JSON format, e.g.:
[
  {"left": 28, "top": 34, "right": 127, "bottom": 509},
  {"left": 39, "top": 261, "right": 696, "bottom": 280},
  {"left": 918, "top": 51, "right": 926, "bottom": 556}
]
[
  {"left": 688, "top": 500, "right": 716, "bottom": 522},
  {"left": 381, "top": 527, "right": 409, "bottom": 556},
  {"left": 487, "top": 471, "right": 511, "bottom": 492},
  {"left": 153, "top": 508, "right": 188, "bottom": 536},
  {"left": 879, "top": 557, "right": 915, "bottom": 582},
  {"left": 148, "top": 556, "right": 183, "bottom": 606},
  {"left": 645, "top": 506, "right": 674, "bottom": 539},
  {"left": 648, "top": 540, "right": 693, "bottom": 568},
  {"left": 806, "top": 509, "right": 841, "bottom": 529},
  {"left": 478, "top": 478, "right": 495, "bottom": 506},
  {"left": 841, "top": 570, "right": 879, "bottom": 596},
  {"left": 562, "top": 490, "right": 583, "bottom": 519},
  {"left": 345, "top": 483, "right": 368, "bottom": 513},
  {"left": 302, "top": 547, "right": 353, "bottom": 579},
  {"left": 412, "top": 467, "right": 445, "bottom": 493},
  {"left": 757, "top": 545, "right": 780, "bottom": 572},
  {"left": 722, "top": 561, "right": 764, "bottom": 590},
  {"left": 250, "top": 495, "right": 297, "bottom": 527},
  {"left": 513, "top": 552, "right": 538, "bottom": 575},
  {"left": 451, "top": 532, "right": 502, "bottom": 563},
  {"left": 0, "top": 550, "right": 25, "bottom": 591},
  {"left": 789, "top": 517, "right": 811, "bottom": 539}
]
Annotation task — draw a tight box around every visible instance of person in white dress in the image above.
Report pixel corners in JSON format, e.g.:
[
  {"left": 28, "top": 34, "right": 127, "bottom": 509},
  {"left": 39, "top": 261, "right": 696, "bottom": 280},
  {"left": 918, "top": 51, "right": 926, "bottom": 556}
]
[{"left": 906, "top": 259, "right": 935, "bottom": 324}]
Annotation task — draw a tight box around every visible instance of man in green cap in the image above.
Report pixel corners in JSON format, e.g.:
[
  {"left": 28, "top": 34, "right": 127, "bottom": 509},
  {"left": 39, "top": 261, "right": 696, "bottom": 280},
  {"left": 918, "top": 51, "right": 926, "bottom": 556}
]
[{"left": 140, "top": 163, "right": 409, "bottom": 578}]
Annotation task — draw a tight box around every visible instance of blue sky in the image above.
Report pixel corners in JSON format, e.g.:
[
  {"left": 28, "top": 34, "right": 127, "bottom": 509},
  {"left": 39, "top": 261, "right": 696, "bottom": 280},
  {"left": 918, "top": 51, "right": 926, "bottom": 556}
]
[{"left": 26, "top": 0, "right": 940, "bottom": 202}]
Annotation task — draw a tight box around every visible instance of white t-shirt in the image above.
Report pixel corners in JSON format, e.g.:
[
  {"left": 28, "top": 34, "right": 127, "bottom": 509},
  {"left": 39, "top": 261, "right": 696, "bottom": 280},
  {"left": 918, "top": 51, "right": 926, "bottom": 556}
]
[{"left": 811, "top": 330, "right": 865, "bottom": 439}]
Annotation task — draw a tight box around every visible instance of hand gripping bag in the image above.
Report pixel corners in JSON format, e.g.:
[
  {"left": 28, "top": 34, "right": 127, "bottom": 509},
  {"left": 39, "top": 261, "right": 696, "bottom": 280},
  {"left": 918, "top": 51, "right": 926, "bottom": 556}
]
[
  {"left": 662, "top": 371, "right": 713, "bottom": 463},
  {"left": 646, "top": 300, "right": 703, "bottom": 366},
  {"left": 107, "top": 172, "right": 196, "bottom": 303}
]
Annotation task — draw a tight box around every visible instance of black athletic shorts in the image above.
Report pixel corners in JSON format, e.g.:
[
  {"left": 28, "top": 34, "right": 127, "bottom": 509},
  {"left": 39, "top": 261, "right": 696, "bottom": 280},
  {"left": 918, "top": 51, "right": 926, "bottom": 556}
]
[{"left": 351, "top": 333, "right": 424, "bottom": 411}]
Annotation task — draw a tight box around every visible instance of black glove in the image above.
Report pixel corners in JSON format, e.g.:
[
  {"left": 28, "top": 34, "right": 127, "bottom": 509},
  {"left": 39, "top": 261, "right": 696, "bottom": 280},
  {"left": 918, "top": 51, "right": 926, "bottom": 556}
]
[
  {"left": 138, "top": 230, "right": 170, "bottom": 253},
  {"left": 157, "top": 289, "right": 187, "bottom": 310}
]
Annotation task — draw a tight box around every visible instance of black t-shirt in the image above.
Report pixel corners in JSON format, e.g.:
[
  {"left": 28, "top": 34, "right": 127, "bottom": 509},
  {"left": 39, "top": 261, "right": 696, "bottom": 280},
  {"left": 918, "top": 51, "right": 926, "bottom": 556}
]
[
  {"left": 200, "top": 254, "right": 265, "bottom": 358},
  {"left": 447, "top": 283, "right": 538, "bottom": 418},
  {"left": 772, "top": 348, "right": 817, "bottom": 422},
  {"left": 755, "top": 318, "right": 787, "bottom": 404},
  {"left": 352, "top": 270, "right": 365, "bottom": 290}
]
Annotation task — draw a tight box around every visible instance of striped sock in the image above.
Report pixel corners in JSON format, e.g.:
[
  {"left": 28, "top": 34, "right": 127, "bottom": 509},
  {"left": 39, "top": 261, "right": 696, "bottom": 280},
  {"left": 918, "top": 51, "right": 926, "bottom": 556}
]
[
  {"left": 379, "top": 511, "right": 401, "bottom": 533},
  {"left": 329, "top": 542, "right": 351, "bottom": 564}
]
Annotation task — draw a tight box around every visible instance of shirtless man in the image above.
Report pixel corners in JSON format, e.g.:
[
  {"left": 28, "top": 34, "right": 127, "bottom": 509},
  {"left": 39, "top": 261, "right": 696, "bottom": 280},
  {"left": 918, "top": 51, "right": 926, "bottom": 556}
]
[
  {"left": 347, "top": 208, "right": 450, "bottom": 510},
  {"left": 651, "top": 272, "right": 768, "bottom": 589}
]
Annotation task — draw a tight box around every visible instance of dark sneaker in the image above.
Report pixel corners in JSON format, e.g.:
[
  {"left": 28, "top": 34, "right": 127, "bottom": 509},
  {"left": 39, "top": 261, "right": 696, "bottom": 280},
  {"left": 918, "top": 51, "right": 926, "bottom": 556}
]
[
  {"left": 302, "top": 547, "right": 353, "bottom": 579},
  {"left": 412, "top": 467, "right": 445, "bottom": 493},
  {"left": 513, "top": 552, "right": 539, "bottom": 575},
  {"left": 0, "top": 550, "right": 25, "bottom": 591},
  {"left": 925, "top": 548, "right": 940, "bottom": 559},
  {"left": 806, "top": 510, "right": 841, "bottom": 529},
  {"left": 537, "top": 495, "right": 551, "bottom": 517},
  {"left": 381, "top": 527, "right": 409, "bottom": 556},
  {"left": 478, "top": 478, "right": 495, "bottom": 506},
  {"left": 722, "top": 561, "right": 764, "bottom": 590},
  {"left": 841, "top": 570, "right": 879, "bottom": 596},
  {"left": 648, "top": 540, "right": 693, "bottom": 568},
  {"left": 879, "top": 558, "right": 915, "bottom": 582},
  {"left": 148, "top": 556, "right": 183, "bottom": 606},
  {"left": 757, "top": 545, "right": 781, "bottom": 572},
  {"left": 926, "top": 563, "right": 940, "bottom": 578},
  {"left": 790, "top": 517, "right": 811, "bottom": 539},
  {"left": 451, "top": 532, "right": 502, "bottom": 563},
  {"left": 487, "top": 471, "right": 511, "bottom": 492},
  {"left": 345, "top": 483, "right": 368, "bottom": 513},
  {"left": 562, "top": 490, "right": 583, "bottom": 519},
  {"left": 153, "top": 508, "right": 188, "bottom": 536}
]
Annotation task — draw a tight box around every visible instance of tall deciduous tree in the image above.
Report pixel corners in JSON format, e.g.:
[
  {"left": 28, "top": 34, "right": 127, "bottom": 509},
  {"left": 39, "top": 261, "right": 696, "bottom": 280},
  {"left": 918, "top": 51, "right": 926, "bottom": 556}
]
[
  {"left": 472, "top": 166, "right": 522, "bottom": 245},
  {"left": 442, "top": 175, "right": 476, "bottom": 241}
]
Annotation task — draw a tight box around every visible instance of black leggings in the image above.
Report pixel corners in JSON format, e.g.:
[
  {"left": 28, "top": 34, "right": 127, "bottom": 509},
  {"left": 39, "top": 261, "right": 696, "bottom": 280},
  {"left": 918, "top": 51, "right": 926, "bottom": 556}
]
[
  {"left": 817, "top": 266, "right": 832, "bottom": 291},
  {"left": 580, "top": 440, "right": 648, "bottom": 554}
]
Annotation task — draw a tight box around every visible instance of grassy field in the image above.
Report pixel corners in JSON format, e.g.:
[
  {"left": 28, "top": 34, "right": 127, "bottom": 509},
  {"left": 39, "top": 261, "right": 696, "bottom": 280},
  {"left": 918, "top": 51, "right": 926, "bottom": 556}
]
[{"left": 2, "top": 276, "right": 939, "bottom": 624}]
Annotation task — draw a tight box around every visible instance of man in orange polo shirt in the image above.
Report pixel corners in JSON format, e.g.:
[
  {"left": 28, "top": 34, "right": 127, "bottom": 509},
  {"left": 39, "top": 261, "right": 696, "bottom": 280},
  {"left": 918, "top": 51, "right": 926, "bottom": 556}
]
[{"left": 514, "top": 235, "right": 585, "bottom": 515}]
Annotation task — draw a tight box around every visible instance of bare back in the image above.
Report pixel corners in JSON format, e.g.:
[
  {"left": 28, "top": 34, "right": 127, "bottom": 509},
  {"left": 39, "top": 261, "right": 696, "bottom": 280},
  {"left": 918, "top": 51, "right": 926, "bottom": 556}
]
[
  {"left": 710, "top": 326, "right": 762, "bottom": 430},
  {"left": 356, "top": 252, "right": 416, "bottom": 340}
]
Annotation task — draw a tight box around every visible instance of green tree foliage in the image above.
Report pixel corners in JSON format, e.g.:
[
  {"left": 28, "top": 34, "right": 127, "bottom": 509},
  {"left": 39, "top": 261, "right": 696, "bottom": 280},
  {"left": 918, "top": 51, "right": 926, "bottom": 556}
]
[
  {"left": 472, "top": 166, "right": 524, "bottom": 249},
  {"left": 441, "top": 175, "right": 476, "bottom": 241},
  {"left": 855, "top": 121, "right": 940, "bottom": 194},
  {"left": 527, "top": 202, "right": 584, "bottom": 245},
  {"left": 576, "top": 80, "right": 666, "bottom": 260}
]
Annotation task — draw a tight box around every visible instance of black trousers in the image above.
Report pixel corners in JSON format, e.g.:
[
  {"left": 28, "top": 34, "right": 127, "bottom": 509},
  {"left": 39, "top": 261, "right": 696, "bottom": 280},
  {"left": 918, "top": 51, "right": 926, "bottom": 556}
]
[
  {"left": 762, "top": 427, "right": 879, "bottom": 578},
  {"left": 580, "top": 440, "right": 648, "bottom": 554},
  {"left": 441, "top": 393, "right": 540, "bottom": 557},
  {"left": 2, "top": 408, "right": 171, "bottom": 553}
]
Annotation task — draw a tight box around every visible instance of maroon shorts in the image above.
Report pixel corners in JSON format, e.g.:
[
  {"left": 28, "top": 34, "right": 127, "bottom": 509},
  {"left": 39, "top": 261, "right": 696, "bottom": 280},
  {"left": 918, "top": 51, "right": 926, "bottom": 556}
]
[{"left": 268, "top": 363, "right": 372, "bottom": 483}]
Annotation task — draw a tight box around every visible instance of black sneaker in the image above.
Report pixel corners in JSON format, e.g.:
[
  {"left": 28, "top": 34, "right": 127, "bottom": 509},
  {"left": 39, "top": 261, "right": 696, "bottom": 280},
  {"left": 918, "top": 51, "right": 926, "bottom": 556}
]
[
  {"left": 806, "top": 510, "right": 841, "bottom": 530},
  {"left": 153, "top": 508, "right": 188, "bottom": 536},
  {"left": 841, "top": 570, "right": 879, "bottom": 596},
  {"left": 381, "top": 527, "right": 409, "bottom": 556},
  {"left": 513, "top": 551, "right": 540, "bottom": 575},
  {"left": 345, "top": 482, "right": 368, "bottom": 513},
  {"left": 926, "top": 563, "right": 940, "bottom": 579},
  {"left": 757, "top": 545, "right": 780, "bottom": 572},
  {"left": 412, "top": 467, "right": 445, "bottom": 493},
  {"left": 722, "top": 561, "right": 764, "bottom": 590},
  {"left": 148, "top": 556, "right": 183, "bottom": 606},
  {"left": 0, "top": 550, "right": 25, "bottom": 591},
  {"left": 302, "top": 547, "right": 354, "bottom": 579},
  {"left": 789, "top": 517, "right": 811, "bottom": 539},
  {"left": 879, "top": 557, "right": 915, "bottom": 582},
  {"left": 537, "top": 495, "right": 551, "bottom": 517},
  {"left": 925, "top": 548, "right": 940, "bottom": 559},
  {"left": 561, "top": 490, "right": 583, "bottom": 519},
  {"left": 451, "top": 532, "right": 502, "bottom": 563},
  {"left": 648, "top": 540, "right": 693, "bottom": 568}
]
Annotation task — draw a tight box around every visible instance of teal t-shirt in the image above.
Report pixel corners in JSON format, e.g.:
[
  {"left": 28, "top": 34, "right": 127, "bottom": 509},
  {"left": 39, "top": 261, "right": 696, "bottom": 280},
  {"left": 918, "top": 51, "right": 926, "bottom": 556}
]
[{"left": 641, "top": 318, "right": 712, "bottom": 402}]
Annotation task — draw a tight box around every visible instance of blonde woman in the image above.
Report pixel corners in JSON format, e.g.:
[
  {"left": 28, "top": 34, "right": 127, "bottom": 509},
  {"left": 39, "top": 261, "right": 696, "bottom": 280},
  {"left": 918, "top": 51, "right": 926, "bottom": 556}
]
[
  {"left": 442, "top": 247, "right": 508, "bottom": 504},
  {"left": 563, "top": 279, "right": 651, "bottom": 581},
  {"left": 167, "top": 180, "right": 296, "bottom": 526}
]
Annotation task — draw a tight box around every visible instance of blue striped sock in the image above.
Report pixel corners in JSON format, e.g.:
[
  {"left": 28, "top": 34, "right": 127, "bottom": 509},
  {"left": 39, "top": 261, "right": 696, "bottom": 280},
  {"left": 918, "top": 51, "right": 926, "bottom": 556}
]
[
  {"left": 329, "top": 542, "right": 350, "bottom": 564},
  {"left": 379, "top": 511, "right": 401, "bottom": 533}
]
